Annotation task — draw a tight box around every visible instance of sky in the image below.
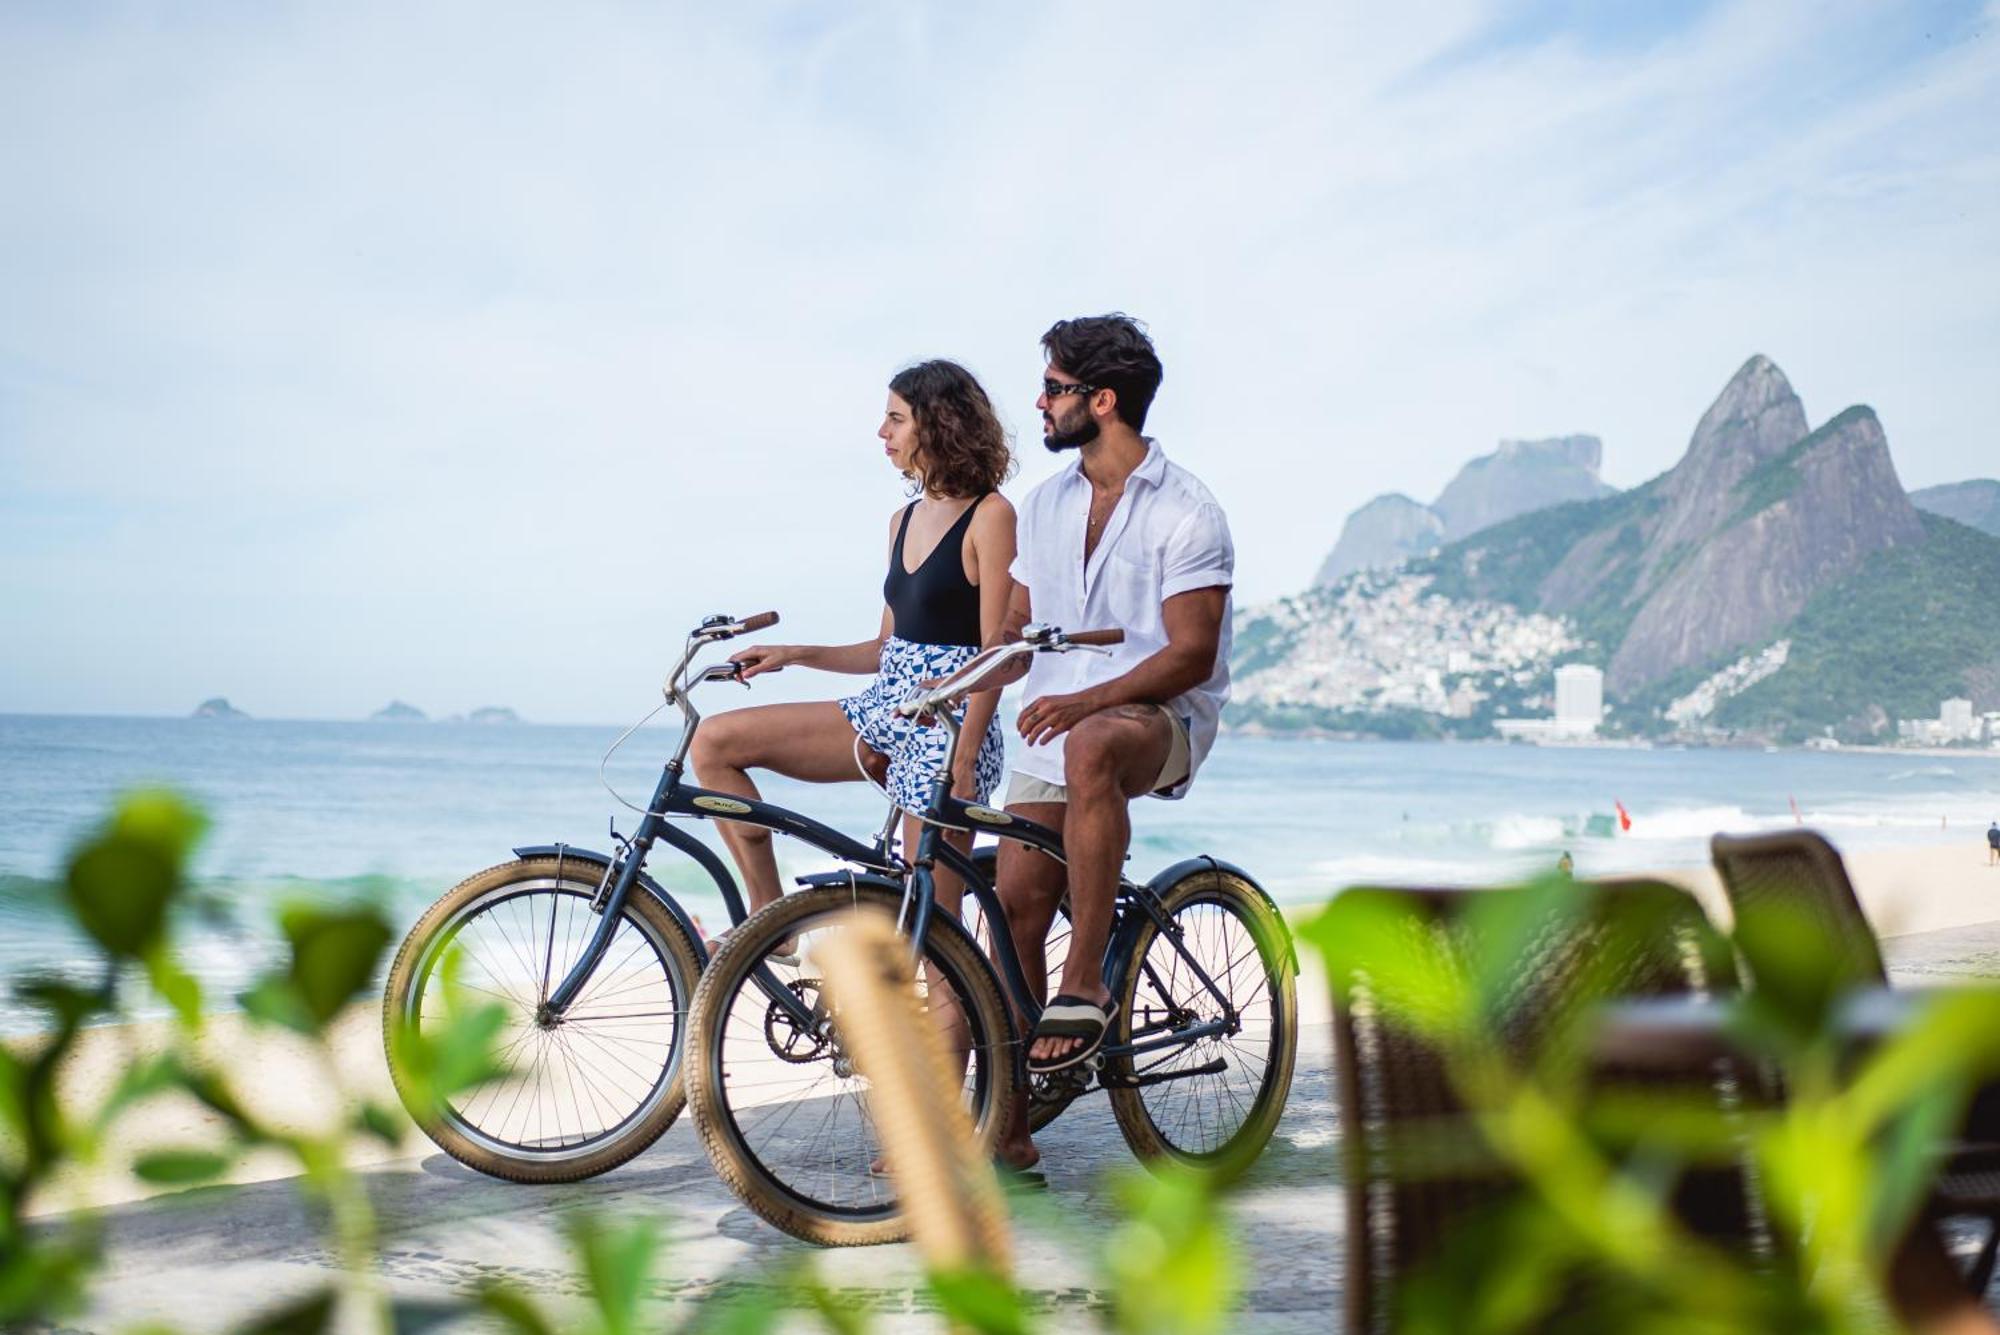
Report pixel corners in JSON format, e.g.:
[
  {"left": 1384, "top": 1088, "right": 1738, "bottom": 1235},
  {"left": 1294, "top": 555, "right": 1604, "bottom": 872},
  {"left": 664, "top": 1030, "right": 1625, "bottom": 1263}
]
[{"left": 3, "top": 0, "right": 1996, "bottom": 722}]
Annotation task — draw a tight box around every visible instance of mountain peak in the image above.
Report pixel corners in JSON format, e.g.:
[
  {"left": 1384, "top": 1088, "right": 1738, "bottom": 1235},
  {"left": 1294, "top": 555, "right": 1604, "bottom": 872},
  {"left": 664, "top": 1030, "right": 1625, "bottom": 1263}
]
[{"left": 1647, "top": 354, "right": 1809, "bottom": 565}]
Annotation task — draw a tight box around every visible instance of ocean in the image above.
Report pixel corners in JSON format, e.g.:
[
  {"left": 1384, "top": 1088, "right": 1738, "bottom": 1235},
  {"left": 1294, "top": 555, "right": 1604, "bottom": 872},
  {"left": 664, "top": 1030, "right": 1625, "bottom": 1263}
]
[{"left": 4, "top": 712, "right": 1998, "bottom": 1033}]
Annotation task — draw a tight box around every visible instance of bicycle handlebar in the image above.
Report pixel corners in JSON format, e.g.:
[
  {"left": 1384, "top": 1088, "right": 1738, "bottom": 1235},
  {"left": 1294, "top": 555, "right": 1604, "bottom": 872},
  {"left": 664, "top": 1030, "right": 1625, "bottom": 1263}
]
[
  {"left": 891, "top": 625, "right": 1122, "bottom": 721},
  {"left": 736, "top": 611, "right": 779, "bottom": 634}
]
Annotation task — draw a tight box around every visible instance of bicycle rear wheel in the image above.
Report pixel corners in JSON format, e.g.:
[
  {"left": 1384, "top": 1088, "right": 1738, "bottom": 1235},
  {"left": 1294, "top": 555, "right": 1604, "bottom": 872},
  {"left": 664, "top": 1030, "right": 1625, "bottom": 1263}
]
[
  {"left": 1108, "top": 867, "right": 1297, "bottom": 1179},
  {"left": 382, "top": 857, "right": 701, "bottom": 1182},
  {"left": 685, "top": 881, "right": 1016, "bottom": 1246}
]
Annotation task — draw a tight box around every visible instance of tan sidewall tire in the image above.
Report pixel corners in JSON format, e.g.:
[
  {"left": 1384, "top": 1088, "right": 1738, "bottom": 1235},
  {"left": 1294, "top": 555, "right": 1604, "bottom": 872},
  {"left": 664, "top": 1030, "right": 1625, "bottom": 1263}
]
[
  {"left": 381, "top": 857, "right": 702, "bottom": 1183},
  {"left": 1108, "top": 870, "right": 1298, "bottom": 1182},
  {"left": 685, "top": 883, "right": 1017, "bottom": 1247}
]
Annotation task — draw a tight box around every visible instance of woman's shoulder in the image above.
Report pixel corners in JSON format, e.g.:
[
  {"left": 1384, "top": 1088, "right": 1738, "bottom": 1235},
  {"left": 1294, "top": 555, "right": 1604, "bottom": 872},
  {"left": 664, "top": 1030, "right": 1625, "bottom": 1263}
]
[{"left": 971, "top": 491, "right": 1017, "bottom": 523}]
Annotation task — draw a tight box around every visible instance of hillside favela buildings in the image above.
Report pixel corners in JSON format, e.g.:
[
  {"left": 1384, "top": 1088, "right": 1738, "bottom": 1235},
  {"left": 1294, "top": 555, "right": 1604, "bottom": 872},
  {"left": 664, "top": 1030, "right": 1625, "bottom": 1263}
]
[{"left": 1495, "top": 664, "right": 1605, "bottom": 743}]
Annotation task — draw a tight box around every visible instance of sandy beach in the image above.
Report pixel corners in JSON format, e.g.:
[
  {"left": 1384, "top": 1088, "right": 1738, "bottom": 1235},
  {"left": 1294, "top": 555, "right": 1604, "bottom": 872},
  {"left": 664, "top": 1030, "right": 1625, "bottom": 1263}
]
[{"left": 14, "top": 836, "right": 2000, "bottom": 1331}]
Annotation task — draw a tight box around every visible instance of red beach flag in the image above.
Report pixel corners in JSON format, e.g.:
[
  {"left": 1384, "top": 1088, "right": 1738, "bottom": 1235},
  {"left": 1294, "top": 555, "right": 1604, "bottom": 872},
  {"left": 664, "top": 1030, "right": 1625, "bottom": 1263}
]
[{"left": 1615, "top": 799, "right": 1632, "bottom": 832}]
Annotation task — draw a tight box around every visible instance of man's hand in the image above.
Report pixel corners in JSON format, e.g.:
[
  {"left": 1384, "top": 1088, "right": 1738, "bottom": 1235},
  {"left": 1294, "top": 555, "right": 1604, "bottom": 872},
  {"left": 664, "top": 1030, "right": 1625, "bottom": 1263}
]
[
  {"left": 729, "top": 644, "right": 796, "bottom": 679},
  {"left": 1017, "top": 688, "right": 1103, "bottom": 747}
]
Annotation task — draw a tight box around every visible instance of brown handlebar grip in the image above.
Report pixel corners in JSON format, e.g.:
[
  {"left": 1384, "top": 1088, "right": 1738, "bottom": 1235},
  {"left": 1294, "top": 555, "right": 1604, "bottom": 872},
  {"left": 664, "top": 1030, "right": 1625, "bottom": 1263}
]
[
  {"left": 737, "top": 611, "right": 780, "bottom": 633},
  {"left": 1065, "top": 628, "right": 1124, "bottom": 646}
]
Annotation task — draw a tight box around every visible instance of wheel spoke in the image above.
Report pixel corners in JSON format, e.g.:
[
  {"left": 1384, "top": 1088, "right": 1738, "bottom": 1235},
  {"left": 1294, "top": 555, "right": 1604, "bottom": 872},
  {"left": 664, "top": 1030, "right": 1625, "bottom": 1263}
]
[{"left": 406, "top": 881, "right": 684, "bottom": 1162}]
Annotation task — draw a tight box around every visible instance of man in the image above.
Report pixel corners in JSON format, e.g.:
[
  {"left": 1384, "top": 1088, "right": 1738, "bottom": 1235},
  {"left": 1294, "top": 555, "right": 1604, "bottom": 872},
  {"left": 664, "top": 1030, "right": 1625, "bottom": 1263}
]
[
  {"left": 1988, "top": 819, "right": 1999, "bottom": 866},
  {"left": 986, "top": 313, "right": 1233, "bottom": 1172}
]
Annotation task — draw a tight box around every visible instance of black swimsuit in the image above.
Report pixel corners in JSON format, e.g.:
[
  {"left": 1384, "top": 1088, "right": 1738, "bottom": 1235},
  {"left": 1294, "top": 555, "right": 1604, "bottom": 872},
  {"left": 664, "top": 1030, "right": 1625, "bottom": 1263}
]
[{"left": 882, "top": 495, "right": 986, "bottom": 648}]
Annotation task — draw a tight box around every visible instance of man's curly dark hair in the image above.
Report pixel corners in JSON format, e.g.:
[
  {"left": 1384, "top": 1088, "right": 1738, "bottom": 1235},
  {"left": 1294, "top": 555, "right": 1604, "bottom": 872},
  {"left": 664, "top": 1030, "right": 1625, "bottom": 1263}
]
[
  {"left": 888, "top": 360, "right": 1014, "bottom": 498},
  {"left": 1040, "top": 313, "right": 1164, "bottom": 431}
]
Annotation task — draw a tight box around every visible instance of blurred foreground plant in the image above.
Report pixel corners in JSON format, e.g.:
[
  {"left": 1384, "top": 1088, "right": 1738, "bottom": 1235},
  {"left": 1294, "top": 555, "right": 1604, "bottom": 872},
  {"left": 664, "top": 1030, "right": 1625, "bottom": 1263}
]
[
  {"left": 0, "top": 790, "right": 510, "bottom": 1331},
  {"left": 1305, "top": 873, "right": 2000, "bottom": 1334},
  {"left": 4, "top": 794, "right": 1252, "bottom": 1333}
]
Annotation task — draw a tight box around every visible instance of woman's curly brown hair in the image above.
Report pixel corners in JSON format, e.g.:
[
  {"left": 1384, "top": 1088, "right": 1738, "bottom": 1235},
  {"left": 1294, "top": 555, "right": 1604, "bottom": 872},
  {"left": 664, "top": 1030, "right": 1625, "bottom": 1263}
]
[{"left": 889, "top": 360, "right": 1014, "bottom": 498}]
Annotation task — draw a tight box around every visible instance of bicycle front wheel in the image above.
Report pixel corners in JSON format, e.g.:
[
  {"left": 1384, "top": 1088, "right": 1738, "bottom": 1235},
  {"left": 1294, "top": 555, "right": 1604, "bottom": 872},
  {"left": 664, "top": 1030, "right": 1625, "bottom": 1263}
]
[
  {"left": 1108, "top": 867, "right": 1297, "bottom": 1178},
  {"left": 382, "top": 856, "right": 702, "bottom": 1183},
  {"left": 685, "top": 882, "right": 1016, "bottom": 1246}
]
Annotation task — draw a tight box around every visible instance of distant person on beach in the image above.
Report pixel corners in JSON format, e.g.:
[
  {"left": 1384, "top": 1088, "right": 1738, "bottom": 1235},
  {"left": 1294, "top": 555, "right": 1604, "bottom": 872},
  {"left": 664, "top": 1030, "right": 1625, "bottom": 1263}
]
[
  {"left": 690, "top": 360, "right": 1016, "bottom": 935},
  {"left": 1988, "top": 820, "right": 2000, "bottom": 865},
  {"left": 979, "top": 314, "right": 1235, "bottom": 1174},
  {"left": 1557, "top": 850, "right": 1574, "bottom": 879}
]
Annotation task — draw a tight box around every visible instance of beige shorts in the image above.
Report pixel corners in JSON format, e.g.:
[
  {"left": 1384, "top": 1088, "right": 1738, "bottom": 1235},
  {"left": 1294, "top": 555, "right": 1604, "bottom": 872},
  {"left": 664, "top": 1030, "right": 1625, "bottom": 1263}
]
[{"left": 1003, "top": 705, "right": 1191, "bottom": 806}]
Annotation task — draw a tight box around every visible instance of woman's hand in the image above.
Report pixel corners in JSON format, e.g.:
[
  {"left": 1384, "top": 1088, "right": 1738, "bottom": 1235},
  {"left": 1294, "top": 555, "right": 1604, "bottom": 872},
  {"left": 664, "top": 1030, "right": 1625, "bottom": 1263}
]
[{"left": 730, "top": 643, "right": 797, "bottom": 679}]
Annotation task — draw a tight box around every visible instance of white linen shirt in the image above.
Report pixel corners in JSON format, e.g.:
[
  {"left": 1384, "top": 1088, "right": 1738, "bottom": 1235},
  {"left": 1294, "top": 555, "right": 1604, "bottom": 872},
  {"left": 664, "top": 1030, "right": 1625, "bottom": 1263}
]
[{"left": 1008, "top": 439, "right": 1234, "bottom": 798}]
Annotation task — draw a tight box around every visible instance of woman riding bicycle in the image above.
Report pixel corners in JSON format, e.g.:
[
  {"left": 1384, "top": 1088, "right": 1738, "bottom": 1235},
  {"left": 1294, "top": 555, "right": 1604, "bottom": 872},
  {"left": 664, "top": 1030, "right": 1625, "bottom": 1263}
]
[{"left": 689, "top": 359, "right": 1016, "bottom": 927}]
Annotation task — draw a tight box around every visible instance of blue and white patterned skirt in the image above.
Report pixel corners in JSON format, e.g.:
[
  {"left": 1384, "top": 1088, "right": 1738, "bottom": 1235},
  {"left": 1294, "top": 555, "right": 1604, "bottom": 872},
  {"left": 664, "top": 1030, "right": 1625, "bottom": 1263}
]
[{"left": 839, "top": 636, "right": 1005, "bottom": 811}]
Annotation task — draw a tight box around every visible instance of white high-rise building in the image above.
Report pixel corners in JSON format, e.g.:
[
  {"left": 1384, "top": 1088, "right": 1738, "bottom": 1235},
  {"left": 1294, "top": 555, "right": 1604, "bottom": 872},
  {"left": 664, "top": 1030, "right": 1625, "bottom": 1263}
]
[
  {"left": 1943, "top": 697, "right": 1976, "bottom": 741},
  {"left": 1554, "top": 664, "right": 1604, "bottom": 734}
]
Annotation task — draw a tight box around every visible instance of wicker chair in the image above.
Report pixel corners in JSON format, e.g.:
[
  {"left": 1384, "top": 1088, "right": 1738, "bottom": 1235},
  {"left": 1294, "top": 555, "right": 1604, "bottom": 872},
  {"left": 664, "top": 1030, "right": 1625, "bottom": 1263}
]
[
  {"left": 1711, "top": 829, "right": 2000, "bottom": 1296},
  {"left": 1330, "top": 878, "right": 1753, "bottom": 1333}
]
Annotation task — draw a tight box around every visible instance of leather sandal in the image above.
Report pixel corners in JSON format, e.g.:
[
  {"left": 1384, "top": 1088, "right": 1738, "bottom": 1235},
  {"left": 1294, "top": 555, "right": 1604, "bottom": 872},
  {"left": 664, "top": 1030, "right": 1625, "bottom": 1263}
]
[{"left": 1026, "top": 995, "right": 1118, "bottom": 1075}]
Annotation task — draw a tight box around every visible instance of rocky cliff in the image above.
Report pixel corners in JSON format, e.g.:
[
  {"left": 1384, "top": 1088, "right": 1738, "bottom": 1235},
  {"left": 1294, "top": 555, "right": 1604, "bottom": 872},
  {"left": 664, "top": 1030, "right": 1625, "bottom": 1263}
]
[
  {"left": 1312, "top": 494, "right": 1443, "bottom": 585},
  {"left": 1314, "top": 434, "right": 1614, "bottom": 585},
  {"left": 1433, "top": 434, "right": 1615, "bottom": 543},
  {"left": 1606, "top": 403, "right": 1924, "bottom": 692},
  {"left": 1235, "top": 354, "right": 1989, "bottom": 740},
  {"left": 1912, "top": 479, "right": 2000, "bottom": 537}
]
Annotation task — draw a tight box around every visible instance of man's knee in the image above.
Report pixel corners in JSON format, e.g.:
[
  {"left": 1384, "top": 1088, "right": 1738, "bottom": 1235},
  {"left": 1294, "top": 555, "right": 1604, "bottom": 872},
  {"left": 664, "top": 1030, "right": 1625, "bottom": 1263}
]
[
  {"left": 1062, "top": 717, "right": 1134, "bottom": 792},
  {"left": 995, "top": 842, "right": 1064, "bottom": 915}
]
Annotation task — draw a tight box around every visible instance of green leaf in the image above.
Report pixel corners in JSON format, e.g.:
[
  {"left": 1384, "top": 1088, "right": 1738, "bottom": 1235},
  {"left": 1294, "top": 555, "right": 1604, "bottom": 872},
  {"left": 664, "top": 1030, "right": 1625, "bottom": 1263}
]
[
  {"left": 1103, "top": 1167, "right": 1237, "bottom": 1335},
  {"left": 64, "top": 841, "right": 176, "bottom": 959},
  {"left": 91, "top": 1052, "right": 197, "bottom": 1138},
  {"left": 60, "top": 790, "right": 205, "bottom": 960},
  {"left": 928, "top": 1266, "right": 1033, "bottom": 1335},
  {"left": 235, "top": 1286, "right": 337, "bottom": 1334},
  {"left": 10, "top": 976, "right": 110, "bottom": 1029},
  {"left": 278, "top": 903, "right": 394, "bottom": 1030},
  {"left": 132, "top": 1147, "right": 233, "bottom": 1185},
  {"left": 236, "top": 977, "right": 317, "bottom": 1036},
  {"left": 568, "top": 1214, "right": 662, "bottom": 1335},
  {"left": 356, "top": 1100, "right": 406, "bottom": 1147},
  {"left": 111, "top": 788, "right": 208, "bottom": 864},
  {"left": 473, "top": 1284, "right": 559, "bottom": 1335},
  {"left": 145, "top": 944, "right": 204, "bottom": 1028}
]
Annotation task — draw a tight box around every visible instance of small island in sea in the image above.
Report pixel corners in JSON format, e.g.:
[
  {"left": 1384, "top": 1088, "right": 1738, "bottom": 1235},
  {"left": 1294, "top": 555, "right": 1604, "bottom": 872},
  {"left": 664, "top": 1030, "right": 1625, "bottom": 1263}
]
[
  {"left": 190, "top": 697, "right": 249, "bottom": 720},
  {"left": 369, "top": 700, "right": 427, "bottom": 722},
  {"left": 461, "top": 706, "right": 522, "bottom": 725}
]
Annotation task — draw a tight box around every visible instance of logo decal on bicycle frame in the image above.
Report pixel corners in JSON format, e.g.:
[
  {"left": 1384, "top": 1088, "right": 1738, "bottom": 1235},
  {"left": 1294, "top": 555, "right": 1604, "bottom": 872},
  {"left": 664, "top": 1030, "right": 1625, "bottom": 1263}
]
[
  {"left": 693, "top": 796, "right": 753, "bottom": 816},
  {"left": 965, "top": 805, "right": 1013, "bottom": 826}
]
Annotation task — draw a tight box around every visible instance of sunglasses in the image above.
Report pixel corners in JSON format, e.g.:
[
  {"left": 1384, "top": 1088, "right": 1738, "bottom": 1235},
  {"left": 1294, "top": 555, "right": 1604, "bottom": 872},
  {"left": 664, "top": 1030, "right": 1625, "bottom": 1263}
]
[{"left": 1042, "top": 378, "right": 1097, "bottom": 399}]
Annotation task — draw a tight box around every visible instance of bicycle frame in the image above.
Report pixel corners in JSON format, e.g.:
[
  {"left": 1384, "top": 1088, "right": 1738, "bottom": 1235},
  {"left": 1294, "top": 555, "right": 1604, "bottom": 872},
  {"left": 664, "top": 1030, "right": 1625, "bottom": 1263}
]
[
  {"left": 900, "top": 755, "right": 1242, "bottom": 1078},
  {"left": 542, "top": 620, "right": 906, "bottom": 1021}
]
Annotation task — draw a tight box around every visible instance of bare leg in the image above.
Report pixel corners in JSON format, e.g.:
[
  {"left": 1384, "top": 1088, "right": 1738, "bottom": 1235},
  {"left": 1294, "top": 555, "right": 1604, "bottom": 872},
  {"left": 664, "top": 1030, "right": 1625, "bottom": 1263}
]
[
  {"left": 911, "top": 814, "right": 975, "bottom": 1075},
  {"left": 1031, "top": 708, "right": 1171, "bottom": 1068},
  {"left": 689, "top": 700, "right": 879, "bottom": 917},
  {"left": 991, "top": 805, "right": 1068, "bottom": 1170}
]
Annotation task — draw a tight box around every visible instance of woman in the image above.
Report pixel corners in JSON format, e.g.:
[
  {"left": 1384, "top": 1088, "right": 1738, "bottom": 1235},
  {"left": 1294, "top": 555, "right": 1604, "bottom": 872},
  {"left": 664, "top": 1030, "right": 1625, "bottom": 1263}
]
[{"left": 690, "top": 359, "right": 1016, "bottom": 931}]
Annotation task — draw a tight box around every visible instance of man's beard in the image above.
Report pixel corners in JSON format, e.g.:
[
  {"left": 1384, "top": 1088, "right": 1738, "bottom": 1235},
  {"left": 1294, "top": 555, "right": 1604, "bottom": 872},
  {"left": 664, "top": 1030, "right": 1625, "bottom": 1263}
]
[{"left": 1042, "top": 406, "right": 1100, "bottom": 452}]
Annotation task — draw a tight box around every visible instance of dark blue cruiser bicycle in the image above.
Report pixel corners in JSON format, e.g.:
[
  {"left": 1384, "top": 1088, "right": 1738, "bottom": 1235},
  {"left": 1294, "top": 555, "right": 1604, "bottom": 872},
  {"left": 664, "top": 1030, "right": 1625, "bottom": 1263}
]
[
  {"left": 381, "top": 610, "right": 976, "bottom": 1183},
  {"left": 684, "top": 624, "right": 1298, "bottom": 1245}
]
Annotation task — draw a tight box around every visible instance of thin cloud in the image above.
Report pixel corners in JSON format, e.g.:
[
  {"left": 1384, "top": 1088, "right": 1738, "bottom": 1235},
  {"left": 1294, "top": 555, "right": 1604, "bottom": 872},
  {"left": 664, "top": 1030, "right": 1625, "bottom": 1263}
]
[{"left": 1, "top": 0, "right": 1993, "bottom": 719}]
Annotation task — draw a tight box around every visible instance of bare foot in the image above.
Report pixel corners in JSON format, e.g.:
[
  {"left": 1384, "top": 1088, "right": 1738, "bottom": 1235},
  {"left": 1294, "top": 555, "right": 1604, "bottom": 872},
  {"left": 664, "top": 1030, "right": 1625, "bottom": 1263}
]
[{"left": 1028, "top": 987, "right": 1113, "bottom": 1066}]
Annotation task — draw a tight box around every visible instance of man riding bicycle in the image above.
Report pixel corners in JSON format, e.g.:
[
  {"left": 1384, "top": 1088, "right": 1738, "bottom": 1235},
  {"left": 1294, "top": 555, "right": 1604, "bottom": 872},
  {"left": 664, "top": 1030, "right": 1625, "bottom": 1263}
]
[{"left": 980, "top": 313, "right": 1234, "bottom": 1173}]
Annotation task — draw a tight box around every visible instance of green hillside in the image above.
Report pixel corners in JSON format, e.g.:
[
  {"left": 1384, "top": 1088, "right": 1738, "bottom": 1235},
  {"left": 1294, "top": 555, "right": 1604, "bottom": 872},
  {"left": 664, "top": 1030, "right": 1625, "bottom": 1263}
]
[
  {"left": 1415, "top": 482, "right": 1661, "bottom": 651},
  {"left": 1712, "top": 515, "right": 2000, "bottom": 739}
]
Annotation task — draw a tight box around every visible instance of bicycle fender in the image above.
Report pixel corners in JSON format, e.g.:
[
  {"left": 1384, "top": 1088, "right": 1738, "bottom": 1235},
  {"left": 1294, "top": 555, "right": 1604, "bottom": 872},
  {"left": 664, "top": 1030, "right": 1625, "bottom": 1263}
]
[
  {"left": 1142, "top": 855, "right": 1300, "bottom": 971},
  {"left": 512, "top": 834, "right": 729, "bottom": 966}
]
